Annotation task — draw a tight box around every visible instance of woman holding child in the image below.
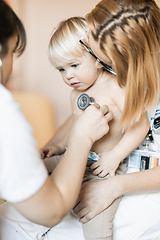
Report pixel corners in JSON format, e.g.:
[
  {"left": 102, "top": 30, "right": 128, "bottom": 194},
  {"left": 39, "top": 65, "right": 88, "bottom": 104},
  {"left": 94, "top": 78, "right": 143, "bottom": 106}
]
[
  {"left": 1, "top": 0, "right": 160, "bottom": 239},
  {"left": 74, "top": 0, "right": 160, "bottom": 239}
]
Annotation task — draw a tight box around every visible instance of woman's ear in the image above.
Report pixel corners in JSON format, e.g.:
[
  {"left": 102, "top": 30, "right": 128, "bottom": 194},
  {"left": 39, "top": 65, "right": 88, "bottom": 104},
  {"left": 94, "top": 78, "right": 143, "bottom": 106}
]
[
  {"left": 0, "top": 44, "right": 2, "bottom": 56},
  {"left": 0, "top": 44, "right": 2, "bottom": 65},
  {"left": 0, "top": 44, "right": 3, "bottom": 85}
]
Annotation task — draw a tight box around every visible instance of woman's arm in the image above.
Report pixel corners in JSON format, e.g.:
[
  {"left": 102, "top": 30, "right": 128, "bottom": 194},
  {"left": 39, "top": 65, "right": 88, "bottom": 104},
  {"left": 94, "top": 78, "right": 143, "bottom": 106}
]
[
  {"left": 74, "top": 165, "right": 160, "bottom": 223},
  {"left": 117, "top": 165, "right": 160, "bottom": 195},
  {"left": 13, "top": 105, "right": 112, "bottom": 227}
]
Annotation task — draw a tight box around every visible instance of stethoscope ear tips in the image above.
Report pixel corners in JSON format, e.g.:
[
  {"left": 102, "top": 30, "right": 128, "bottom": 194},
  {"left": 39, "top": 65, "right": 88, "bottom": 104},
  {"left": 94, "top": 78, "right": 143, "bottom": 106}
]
[{"left": 77, "top": 93, "right": 95, "bottom": 110}]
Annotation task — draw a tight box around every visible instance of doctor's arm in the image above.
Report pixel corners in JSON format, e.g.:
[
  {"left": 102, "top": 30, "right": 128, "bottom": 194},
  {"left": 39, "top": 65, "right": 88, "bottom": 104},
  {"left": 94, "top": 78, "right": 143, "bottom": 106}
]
[{"left": 13, "top": 105, "right": 112, "bottom": 228}]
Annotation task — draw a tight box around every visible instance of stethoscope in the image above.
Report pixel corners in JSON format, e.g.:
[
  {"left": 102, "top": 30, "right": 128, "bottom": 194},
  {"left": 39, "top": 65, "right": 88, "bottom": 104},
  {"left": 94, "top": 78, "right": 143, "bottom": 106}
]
[{"left": 77, "top": 93, "right": 96, "bottom": 110}]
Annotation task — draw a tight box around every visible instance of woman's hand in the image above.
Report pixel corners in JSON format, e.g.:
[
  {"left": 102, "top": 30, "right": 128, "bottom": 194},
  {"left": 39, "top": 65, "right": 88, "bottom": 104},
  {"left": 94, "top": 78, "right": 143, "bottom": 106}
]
[
  {"left": 73, "top": 176, "right": 119, "bottom": 223},
  {"left": 69, "top": 104, "right": 113, "bottom": 147}
]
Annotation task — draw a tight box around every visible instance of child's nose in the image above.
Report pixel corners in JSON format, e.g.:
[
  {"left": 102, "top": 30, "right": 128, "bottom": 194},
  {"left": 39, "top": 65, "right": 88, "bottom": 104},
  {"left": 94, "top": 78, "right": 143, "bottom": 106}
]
[{"left": 66, "top": 70, "right": 74, "bottom": 80}]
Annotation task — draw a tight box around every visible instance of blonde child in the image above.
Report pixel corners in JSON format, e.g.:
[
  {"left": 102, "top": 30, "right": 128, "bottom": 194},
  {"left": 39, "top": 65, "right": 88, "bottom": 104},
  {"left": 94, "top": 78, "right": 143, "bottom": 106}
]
[{"left": 40, "top": 17, "right": 149, "bottom": 240}]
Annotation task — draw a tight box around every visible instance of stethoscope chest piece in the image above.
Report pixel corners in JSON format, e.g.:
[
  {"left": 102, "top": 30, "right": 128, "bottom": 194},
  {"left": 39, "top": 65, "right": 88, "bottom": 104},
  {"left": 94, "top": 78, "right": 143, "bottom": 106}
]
[{"left": 77, "top": 93, "right": 95, "bottom": 110}]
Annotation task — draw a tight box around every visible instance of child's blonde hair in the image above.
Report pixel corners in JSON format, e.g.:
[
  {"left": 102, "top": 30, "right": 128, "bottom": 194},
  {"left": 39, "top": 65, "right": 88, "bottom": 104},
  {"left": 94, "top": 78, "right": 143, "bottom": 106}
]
[
  {"left": 48, "top": 17, "right": 88, "bottom": 68},
  {"left": 86, "top": 0, "right": 160, "bottom": 128}
]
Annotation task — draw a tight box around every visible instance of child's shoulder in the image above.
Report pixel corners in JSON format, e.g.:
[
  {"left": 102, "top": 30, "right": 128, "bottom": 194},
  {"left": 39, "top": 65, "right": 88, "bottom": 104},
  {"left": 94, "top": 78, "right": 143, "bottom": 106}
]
[
  {"left": 100, "top": 71, "right": 117, "bottom": 85},
  {"left": 99, "top": 71, "right": 124, "bottom": 93}
]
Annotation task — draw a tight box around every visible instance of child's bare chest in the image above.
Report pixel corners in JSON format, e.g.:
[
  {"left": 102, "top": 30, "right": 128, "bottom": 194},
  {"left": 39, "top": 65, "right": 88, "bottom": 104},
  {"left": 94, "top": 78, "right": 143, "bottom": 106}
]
[
  {"left": 73, "top": 85, "right": 122, "bottom": 123},
  {"left": 71, "top": 80, "right": 125, "bottom": 152}
]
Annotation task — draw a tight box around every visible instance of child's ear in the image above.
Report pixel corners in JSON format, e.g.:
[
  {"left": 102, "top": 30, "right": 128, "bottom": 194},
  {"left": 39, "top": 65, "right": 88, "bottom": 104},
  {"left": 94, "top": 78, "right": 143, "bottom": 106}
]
[{"left": 95, "top": 60, "right": 103, "bottom": 69}]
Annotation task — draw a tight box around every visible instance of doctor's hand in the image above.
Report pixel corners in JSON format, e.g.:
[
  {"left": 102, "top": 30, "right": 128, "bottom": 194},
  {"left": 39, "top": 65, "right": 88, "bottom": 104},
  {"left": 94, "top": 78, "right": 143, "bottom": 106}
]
[{"left": 68, "top": 104, "right": 113, "bottom": 147}]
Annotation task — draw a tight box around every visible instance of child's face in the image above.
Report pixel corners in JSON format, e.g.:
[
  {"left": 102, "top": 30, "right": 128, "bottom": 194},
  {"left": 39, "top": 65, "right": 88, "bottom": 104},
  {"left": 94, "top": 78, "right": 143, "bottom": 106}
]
[{"left": 57, "top": 52, "right": 102, "bottom": 91}]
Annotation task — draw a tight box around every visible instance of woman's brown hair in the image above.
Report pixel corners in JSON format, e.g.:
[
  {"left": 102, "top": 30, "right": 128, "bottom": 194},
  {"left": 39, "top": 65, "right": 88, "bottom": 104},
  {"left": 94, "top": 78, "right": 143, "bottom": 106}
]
[{"left": 86, "top": 0, "right": 160, "bottom": 128}]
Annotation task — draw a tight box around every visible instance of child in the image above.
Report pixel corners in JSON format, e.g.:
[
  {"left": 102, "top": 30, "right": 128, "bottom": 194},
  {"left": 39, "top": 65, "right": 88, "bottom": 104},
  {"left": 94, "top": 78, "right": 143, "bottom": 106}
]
[{"left": 40, "top": 17, "right": 149, "bottom": 240}]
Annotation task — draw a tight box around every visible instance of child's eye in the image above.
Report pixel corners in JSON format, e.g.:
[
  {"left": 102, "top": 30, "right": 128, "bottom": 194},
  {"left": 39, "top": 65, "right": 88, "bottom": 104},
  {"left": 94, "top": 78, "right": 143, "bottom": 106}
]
[
  {"left": 58, "top": 68, "right": 65, "bottom": 72},
  {"left": 71, "top": 64, "right": 79, "bottom": 68}
]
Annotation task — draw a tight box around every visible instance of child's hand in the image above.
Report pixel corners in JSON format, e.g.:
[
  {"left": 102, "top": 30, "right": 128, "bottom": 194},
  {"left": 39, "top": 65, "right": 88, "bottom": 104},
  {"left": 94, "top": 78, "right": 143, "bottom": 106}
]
[
  {"left": 39, "top": 145, "right": 65, "bottom": 159},
  {"left": 90, "top": 151, "right": 120, "bottom": 177}
]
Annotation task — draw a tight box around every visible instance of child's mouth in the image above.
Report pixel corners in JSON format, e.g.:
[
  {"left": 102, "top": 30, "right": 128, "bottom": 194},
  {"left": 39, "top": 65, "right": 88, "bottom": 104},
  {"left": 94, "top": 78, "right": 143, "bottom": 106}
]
[{"left": 71, "top": 82, "right": 81, "bottom": 88}]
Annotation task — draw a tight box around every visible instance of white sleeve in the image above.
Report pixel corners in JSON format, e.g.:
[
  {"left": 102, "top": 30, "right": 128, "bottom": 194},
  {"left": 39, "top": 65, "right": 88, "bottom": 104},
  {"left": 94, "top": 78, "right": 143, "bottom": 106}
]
[{"left": 0, "top": 92, "right": 48, "bottom": 202}]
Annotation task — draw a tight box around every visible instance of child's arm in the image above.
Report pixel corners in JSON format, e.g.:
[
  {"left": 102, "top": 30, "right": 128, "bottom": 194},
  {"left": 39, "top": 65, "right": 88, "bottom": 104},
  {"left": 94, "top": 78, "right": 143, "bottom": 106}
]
[
  {"left": 40, "top": 115, "right": 73, "bottom": 158},
  {"left": 91, "top": 113, "right": 150, "bottom": 177}
]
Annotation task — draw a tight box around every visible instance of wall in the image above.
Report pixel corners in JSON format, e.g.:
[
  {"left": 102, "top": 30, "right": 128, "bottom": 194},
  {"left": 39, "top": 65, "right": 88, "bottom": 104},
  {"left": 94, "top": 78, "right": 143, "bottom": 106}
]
[{"left": 9, "top": 0, "right": 99, "bottom": 129}]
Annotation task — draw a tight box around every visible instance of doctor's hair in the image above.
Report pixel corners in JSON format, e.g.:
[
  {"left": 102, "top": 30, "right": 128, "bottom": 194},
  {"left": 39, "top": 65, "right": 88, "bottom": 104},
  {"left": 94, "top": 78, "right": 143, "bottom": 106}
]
[
  {"left": 48, "top": 16, "right": 88, "bottom": 68},
  {"left": 86, "top": 0, "right": 160, "bottom": 128},
  {"left": 0, "top": 0, "right": 26, "bottom": 57}
]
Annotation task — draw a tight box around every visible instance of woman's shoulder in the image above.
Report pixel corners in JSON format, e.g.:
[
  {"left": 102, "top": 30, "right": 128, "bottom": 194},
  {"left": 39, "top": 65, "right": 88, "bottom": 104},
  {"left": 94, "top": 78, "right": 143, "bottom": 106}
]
[
  {"left": 0, "top": 85, "right": 31, "bottom": 133},
  {"left": 0, "top": 85, "right": 21, "bottom": 119}
]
